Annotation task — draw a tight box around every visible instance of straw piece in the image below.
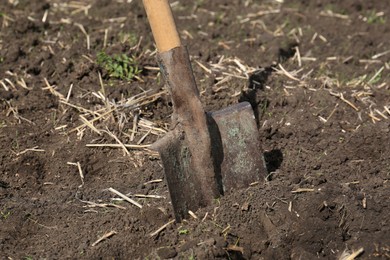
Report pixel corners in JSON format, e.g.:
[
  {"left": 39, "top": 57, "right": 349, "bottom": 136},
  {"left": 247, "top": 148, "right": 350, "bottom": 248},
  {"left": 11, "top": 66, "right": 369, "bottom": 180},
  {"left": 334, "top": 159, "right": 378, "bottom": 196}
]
[
  {"left": 277, "top": 64, "right": 300, "bottom": 81},
  {"left": 188, "top": 210, "right": 198, "bottom": 219},
  {"left": 291, "top": 188, "right": 315, "bottom": 193},
  {"left": 143, "top": 179, "right": 163, "bottom": 185},
  {"left": 14, "top": 146, "right": 45, "bottom": 156},
  {"left": 67, "top": 162, "right": 84, "bottom": 187},
  {"left": 108, "top": 187, "right": 142, "bottom": 209},
  {"left": 86, "top": 143, "right": 150, "bottom": 149},
  {"left": 91, "top": 231, "right": 117, "bottom": 247},
  {"left": 82, "top": 200, "right": 126, "bottom": 210},
  {"left": 339, "top": 248, "right": 364, "bottom": 260},
  {"left": 149, "top": 219, "right": 175, "bottom": 237},
  {"left": 194, "top": 60, "right": 212, "bottom": 74},
  {"left": 79, "top": 115, "right": 102, "bottom": 135},
  {"left": 102, "top": 129, "right": 130, "bottom": 156}
]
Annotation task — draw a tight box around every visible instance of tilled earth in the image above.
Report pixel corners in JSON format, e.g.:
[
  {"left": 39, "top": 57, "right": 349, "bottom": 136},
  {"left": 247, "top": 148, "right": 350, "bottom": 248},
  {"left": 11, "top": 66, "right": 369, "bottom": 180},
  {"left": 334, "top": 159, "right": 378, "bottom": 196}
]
[{"left": 0, "top": 0, "right": 389, "bottom": 259}]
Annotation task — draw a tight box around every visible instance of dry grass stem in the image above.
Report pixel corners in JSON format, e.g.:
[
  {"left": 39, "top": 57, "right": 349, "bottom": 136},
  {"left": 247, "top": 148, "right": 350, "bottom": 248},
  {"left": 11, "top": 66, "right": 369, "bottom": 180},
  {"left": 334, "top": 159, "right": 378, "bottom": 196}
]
[
  {"left": 67, "top": 162, "right": 84, "bottom": 187},
  {"left": 367, "top": 66, "right": 384, "bottom": 85},
  {"left": 371, "top": 50, "right": 390, "bottom": 59},
  {"left": 82, "top": 200, "right": 126, "bottom": 210},
  {"left": 368, "top": 110, "right": 381, "bottom": 123},
  {"left": 276, "top": 64, "right": 301, "bottom": 81},
  {"left": 330, "top": 92, "right": 359, "bottom": 111},
  {"left": 69, "top": 108, "right": 115, "bottom": 133},
  {"left": 130, "top": 112, "right": 139, "bottom": 141},
  {"left": 339, "top": 248, "right": 364, "bottom": 260},
  {"left": 291, "top": 188, "right": 315, "bottom": 193},
  {"left": 202, "top": 212, "right": 209, "bottom": 222},
  {"left": 375, "top": 109, "right": 388, "bottom": 119},
  {"left": 320, "top": 10, "right": 349, "bottom": 20},
  {"left": 43, "top": 78, "right": 65, "bottom": 99},
  {"left": 14, "top": 146, "right": 45, "bottom": 156},
  {"left": 143, "top": 179, "right": 163, "bottom": 185},
  {"left": 0, "top": 80, "right": 9, "bottom": 91},
  {"left": 75, "top": 23, "right": 90, "bottom": 49},
  {"left": 137, "top": 129, "right": 152, "bottom": 145},
  {"left": 66, "top": 84, "right": 73, "bottom": 102},
  {"left": 194, "top": 60, "right": 212, "bottom": 74},
  {"left": 131, "top": 194, "right": 165, "bottom": 199},
  {"left": 138, "top": 118, "right": 167, "bottom": 135},
  {"left": 108, "top": 187, "right": 142, "bottom": 209},
  {"left": 16, "top": 78, "right": 32, "bottom": 90},
  {"left": 4, "top": 78, "right": 16, "bottom": 90},
  {"left": 188, "top": 210, "right": 198, "bottom": 219},
  {"left": 294, "top": 46, "right": 302, "bottom": 67},
  {"left": 79, "top": 115, "right": 102, "bottom": 135},
  {"left": 86, "top": 143, "right": 150, "bottom": 149},
  {"left": 149, "top": 219, "right": 175, "bottom": 237},
  {"left": 60, "top": 100, "right": 101, "bottom": 117},
  {"left": 91, "top": 231, "right": 117, "bottom": 247},
  {"left": 102, "top": 129, "right": 130, "bottom": 155},
  {"left": 384, "top": 106, "right": 390, "bottom": 116}
]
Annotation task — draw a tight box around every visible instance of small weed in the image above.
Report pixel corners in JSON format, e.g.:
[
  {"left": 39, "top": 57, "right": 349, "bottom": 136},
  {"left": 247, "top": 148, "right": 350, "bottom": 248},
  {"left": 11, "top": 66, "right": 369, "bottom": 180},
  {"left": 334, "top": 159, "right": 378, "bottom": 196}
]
[
  {"left": 118, "top": 32, "right": 138, "bottom": 45},
  {"left": 24, "top": 256, "right": 33, "bottom": 260},
  {"left": 179, "top": 229, "right": 189, "bottom": 235},
  {"left": 1, "top": 210, "right": 11, "bottom": 219},
  {"left": 365, "top": 10, "right": 386, "bottom": 24},
  {"left": 368, "top": 67, "right": 384, "bottom": 85},
  {"left": 97, "top": 51, "right": 141, "bottom": 81}
]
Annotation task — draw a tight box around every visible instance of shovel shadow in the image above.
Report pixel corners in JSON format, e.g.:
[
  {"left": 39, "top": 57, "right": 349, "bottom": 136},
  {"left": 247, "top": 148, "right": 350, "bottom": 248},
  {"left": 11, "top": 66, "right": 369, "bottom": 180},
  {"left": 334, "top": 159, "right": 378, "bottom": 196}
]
[
  {"left": 264, "top": 149, "right": 283, "bottom": 179},
  {"left": 239, "top": 67, "right": 273, "bottom": 128}
]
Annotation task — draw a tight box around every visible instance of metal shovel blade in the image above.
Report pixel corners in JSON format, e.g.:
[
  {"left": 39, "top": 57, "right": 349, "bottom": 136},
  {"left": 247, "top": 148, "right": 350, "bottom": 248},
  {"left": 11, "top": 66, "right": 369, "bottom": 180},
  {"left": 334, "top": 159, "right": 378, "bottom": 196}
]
[
  {"left": 154, "top": 101, "right": 266, "bottom": 221},
  {"left": 208, "top": 101, "right": 266, "bottom": 194}
]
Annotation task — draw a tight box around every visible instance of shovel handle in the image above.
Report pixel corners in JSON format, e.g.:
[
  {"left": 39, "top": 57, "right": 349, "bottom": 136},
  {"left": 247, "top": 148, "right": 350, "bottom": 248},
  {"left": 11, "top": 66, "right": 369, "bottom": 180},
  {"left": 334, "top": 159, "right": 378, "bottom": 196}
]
[{"left": 143, "top": 0, "right": 181, "bottom": 52}]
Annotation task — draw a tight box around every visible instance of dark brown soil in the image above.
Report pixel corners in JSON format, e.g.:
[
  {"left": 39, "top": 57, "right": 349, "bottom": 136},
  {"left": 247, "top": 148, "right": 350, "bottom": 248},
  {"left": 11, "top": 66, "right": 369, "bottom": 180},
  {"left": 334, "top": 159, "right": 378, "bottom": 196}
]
[{"left": 1, "top": 0, "right": 389, "bottom": 259}]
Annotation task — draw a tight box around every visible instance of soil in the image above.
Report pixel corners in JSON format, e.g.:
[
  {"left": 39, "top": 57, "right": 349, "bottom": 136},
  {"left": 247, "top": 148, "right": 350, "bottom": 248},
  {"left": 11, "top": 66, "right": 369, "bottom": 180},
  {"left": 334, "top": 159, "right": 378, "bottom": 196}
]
[{"left": 1, "top": 0, "right": 389, "bottom": 259}]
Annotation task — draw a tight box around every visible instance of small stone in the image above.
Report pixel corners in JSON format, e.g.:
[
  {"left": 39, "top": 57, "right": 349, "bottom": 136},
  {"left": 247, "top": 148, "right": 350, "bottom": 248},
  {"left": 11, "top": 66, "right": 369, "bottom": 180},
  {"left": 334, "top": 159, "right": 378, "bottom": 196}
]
[
  {"left": 157, "top": 247, "right": 177, "bottom": 259},
  {"left": 241, "top": 202, "right": 250, "bottom": 211}
]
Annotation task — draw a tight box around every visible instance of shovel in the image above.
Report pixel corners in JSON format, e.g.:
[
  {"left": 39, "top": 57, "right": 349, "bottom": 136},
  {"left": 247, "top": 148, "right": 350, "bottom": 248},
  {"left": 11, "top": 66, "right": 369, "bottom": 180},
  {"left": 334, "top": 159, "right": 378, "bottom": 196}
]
[{"left": 143, "top": 0, "right": 267, "bottom": 221}]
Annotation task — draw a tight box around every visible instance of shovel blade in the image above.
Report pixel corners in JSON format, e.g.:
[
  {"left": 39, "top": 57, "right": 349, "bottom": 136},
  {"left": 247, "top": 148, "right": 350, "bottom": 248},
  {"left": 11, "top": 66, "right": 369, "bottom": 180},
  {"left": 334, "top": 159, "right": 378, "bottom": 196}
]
[
  {"left": 208, "top": 101, "right": 266, "bottom": 193},
  {"left": 155, "top": 101, "right": 266, "bottom": 221}
]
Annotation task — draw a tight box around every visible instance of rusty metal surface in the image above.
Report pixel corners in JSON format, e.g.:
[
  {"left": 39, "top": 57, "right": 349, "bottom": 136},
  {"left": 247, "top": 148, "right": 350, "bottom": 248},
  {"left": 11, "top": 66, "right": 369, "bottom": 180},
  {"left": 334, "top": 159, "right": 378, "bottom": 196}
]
[
  {"left": 209, "top": 102, "right": 267, "bottom": 193},
  {"left": 151, "top": 128, "right": 208, "bottom": 221}
]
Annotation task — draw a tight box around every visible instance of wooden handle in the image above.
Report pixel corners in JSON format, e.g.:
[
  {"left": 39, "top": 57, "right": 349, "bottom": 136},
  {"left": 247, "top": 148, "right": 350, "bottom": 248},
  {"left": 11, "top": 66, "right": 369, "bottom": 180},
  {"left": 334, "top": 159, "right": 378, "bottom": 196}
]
[{"left": 143, "top": 0, "right": 181, "bottom": 52}]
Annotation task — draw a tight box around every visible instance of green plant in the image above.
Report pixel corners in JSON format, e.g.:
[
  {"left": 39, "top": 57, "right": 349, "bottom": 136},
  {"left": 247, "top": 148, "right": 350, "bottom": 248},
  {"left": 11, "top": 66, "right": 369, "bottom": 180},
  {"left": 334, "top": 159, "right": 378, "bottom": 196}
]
[
  {"left": 179, "top": 229, "right": 189, "bottom": 235},
  {"left": 366, "top": 10, "right": 386, "bottom": 24},
  {"left": 97, "top": 51, "right": 141, "bottom": 81},
  {"left": 368, "top": 67, "right": 384, "bottom": 85},
  {"left": 118, "top": 32, "right": 138, "bottom": 45},
  {"left": 1, "top": 210, "right": 10, "bottom": 219}
]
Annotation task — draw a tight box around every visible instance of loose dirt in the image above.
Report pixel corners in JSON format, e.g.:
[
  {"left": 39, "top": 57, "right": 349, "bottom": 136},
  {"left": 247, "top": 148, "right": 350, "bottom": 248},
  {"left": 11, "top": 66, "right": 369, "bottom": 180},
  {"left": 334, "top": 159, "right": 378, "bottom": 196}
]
[{"left": 1, "top": 0, "right": 389, "bottom": 259}]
